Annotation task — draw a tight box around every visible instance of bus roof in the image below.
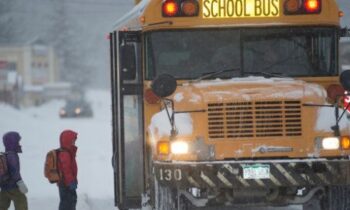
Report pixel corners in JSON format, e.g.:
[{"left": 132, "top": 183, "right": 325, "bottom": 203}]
[{"left": 112, "top": 0, "right": 340, "bottom": 31}]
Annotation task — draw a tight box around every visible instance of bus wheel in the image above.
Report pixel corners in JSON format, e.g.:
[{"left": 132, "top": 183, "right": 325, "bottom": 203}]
[
  {"left": 154, "top": 179, "right": 176, "bottom": 210},
  {"left": 320, "top": 186, "right": 350, "bottom": 210},
  {"left": 154, "top": 179, "right": 190, "bottom": 210},
  {"left": 177, "top": 192, "right": 191, "bottom": 210}
]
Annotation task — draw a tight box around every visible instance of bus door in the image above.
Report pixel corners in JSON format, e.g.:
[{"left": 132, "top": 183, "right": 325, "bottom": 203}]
[{"left": 110, "top": 30, "right": 144, "bottom": 210}]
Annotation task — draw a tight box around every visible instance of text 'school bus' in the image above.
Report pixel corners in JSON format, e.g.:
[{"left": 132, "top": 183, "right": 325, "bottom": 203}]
[{"left": 110, "top": 0, "right": 350, "bottom": 209}]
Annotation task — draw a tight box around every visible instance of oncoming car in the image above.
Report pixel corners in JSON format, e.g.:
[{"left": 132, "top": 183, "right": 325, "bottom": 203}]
[{"left": 59, "top": 99, "right": 93, "bottom": 118}]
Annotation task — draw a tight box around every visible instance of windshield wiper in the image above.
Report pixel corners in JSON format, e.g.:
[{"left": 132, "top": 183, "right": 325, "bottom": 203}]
[
  {"left": 243, "top": 71, "right": 287, "bottom": 78},
  {"left": 189, "top": 68, "right": 241, "bottom": 83}
]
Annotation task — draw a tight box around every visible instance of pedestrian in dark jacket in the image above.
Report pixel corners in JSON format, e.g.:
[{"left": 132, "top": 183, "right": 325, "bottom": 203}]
[
  {"left": 0, "top": 131, "right": 28, "bottom": 210},
  {"left": 57, "top": 129, "right": 78, "bottom": 210}
]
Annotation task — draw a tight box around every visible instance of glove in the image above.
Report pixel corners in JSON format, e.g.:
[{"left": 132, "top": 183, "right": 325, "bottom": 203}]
[
  {"left": 68, "top": 181, "right": 77, "bottom": 190},
  {"left": 16, "top": 180, "right": 28, "bottom": 194}
]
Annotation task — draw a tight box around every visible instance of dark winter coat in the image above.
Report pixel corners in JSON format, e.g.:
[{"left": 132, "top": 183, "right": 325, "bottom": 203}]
[
  {"left": 0, "top": 131, "right": 23, "bottom": 191},
  {"left": 58, "top": 130, "right": 78, "bottom": 186}
]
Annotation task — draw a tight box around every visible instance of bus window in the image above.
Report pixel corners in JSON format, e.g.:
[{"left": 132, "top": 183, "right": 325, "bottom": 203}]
[
  {"left": 242, "top": 27, "right": 337, "bottom": 77},
  {"left": 145, "top": 27, "right": 337, "bottom": 80},
  {"left": 120, "top": 44, "right": 137, "bottom": 80},
  {"left": 145, "top": 29, "right": 240, "bottom": 80}
]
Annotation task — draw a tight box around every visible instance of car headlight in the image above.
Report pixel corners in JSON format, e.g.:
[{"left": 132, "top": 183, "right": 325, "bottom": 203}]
[
  {"left": 322, "top": 137, "right": 340, "bottom": 150},
  {"left": 75, "top": 108, "right": 81, "bottom": 114},
  {"left": 59, "top": 109, "right": 66, "bottom": 115},
  {"left": 171, "top": 141, "right": 189, "bottom": 154}
]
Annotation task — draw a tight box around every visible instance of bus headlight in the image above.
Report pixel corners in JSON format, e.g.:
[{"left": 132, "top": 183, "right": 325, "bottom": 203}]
[
  {"left": 171, "top": 141, "right": 189, "bottom": 154},
  {"left": 322, "top": 137, "right": 340, "bottom": 150}
]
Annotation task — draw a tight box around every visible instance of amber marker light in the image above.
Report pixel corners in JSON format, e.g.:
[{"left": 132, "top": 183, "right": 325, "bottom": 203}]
[
  {"left": 157, "top": 141, "right": 170, "bottom": 155},
  {"left": 162, "top": 0, "right": 179, "bottom": 17},
  {"left": 341, "top": 136, "right": 350, "bottom": 150},
  {"left": 339, "top": 11, "right": 344, "bottom": 17},
  {"left": 304, "top": 0, "right": 320, "bottom": 13},
  {"left": 139, "top": 16, "right": 146, "bottom": 24}
]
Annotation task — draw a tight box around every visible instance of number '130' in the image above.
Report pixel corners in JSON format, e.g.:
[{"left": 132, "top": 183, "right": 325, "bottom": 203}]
[{"left": 159, "top": 169, "right": 182, "bottom": 181}]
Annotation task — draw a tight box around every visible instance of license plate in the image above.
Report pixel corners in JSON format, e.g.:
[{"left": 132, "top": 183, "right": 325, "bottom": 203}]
[
  {"left": 242, "top": 164, "right": 270, "bottom": 179},
  {"left": 202, "top": 0, "right": 280, "bottom": 18}
]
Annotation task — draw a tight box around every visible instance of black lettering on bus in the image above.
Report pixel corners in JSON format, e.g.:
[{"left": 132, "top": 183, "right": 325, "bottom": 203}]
[
  {"left": 263, "top": 0, "right": 271, "bottom": 16},
  {"left": 244, "top": 0, "right": 251, "bottom": 16},
  {"left": 212, "top": 0, "right": 218, "bottom": 17},
  {"left": 255, "top": 0, "right": 262, "bottom": 16},
  {"left": 236, "top": 0, "right": 243, "bottom": 16},
  {"left": 203, "top": 0, "right": 211, "bottom": 17},
  {"left": 218, "top": 0, "right": 226, "bottom": 17},
  {"left": 227, "top": 0, "right": 235, "bottom": 17},
  {"left": 271, "top": 0, "right": 279, "bottom": 16}
]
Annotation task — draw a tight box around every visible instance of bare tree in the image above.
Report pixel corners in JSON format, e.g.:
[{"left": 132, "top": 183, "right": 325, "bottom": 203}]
[{"left": 0, "top": 0, "right": 16, "bottom": 43}]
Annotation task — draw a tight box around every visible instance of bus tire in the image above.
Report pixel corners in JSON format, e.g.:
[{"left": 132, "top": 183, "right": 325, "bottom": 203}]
[
  {"left": 154, "top": 179, "right": 190, "bottom": 210},
  {"left": 321, "top": 186, "right": 350, "bottom": 210},
  {"left": 154, "top": 179, "right": 176, "bottom": 210}
]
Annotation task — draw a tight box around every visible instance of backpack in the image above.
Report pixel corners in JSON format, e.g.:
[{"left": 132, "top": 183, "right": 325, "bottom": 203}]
[
  {"left": 44, "top": 149, "right": 62, "bottom": 184},
  {"left": 0, "top": 152, "right": 10, "bottom": 185}
]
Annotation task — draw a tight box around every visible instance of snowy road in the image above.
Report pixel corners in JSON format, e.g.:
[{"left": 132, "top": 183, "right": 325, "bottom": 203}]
[
  {"left": 0, "top": 90, "right": 116, "bottom": 210},
  {"left": 0, "top": 90, "right": 303, "bottom": 210}
]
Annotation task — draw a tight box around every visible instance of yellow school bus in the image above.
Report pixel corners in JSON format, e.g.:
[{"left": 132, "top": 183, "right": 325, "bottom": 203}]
[{"left": 110, "top": 0, "right": 350, "bottom": 209}]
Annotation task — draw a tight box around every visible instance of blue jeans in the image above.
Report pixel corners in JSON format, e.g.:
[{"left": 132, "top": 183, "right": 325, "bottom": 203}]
[{"left": 58, "top": 186, "right": 77, "bottom": 210}]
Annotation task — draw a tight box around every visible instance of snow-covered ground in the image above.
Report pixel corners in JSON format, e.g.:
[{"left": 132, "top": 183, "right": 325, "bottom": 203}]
[
  {"left": 0, "top": 89, "right": 115, "bottom": 210},
  {"left": 0, "top": 89, "right": 302, "bottom": 210}
]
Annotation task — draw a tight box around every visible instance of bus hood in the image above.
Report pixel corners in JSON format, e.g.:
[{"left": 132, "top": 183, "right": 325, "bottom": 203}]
[
  {"left": 172, "top": 77, "right": 326, "bottom": 108},
  {"left": 149, "top": 77, "right": 350, "bottom": 159}
]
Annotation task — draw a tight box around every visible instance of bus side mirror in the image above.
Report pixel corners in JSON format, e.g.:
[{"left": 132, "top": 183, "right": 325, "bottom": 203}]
[
  {"left": 340, "top": 70, "right": 350, "bottom": 91},
  {"left": 151, "top": 74, "right": 177, "bottom": 98},
  {"left": 120, "top": 44, "right": 136, "bottom": 80}
]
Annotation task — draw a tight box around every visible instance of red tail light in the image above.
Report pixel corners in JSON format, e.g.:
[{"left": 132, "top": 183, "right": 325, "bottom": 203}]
[
  {"left": 304, "top": 0, "right": 320, "bottom": 13},
  {"left": 284, "top": 0, "right": 321, "bottom": 15},
  {"left": 162, "top": 0, "right": 179, "bottom": 17},
  {"left": 162, "top": 0, "right": 199, "bottom": 17},
  {"left": 181, "top": 0, "right": 199, "bottom": 16},
  {"left": 284, "top": 0, "right": 301, "bottom": 13}
]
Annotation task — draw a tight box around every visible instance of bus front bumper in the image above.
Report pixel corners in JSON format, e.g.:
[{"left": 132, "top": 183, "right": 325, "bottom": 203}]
[{"left": 153, "top": 158, "right": 350, "bottom": 189}]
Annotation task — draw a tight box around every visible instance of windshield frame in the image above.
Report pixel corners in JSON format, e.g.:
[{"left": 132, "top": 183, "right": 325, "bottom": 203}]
[{"left": 144, "top": 26, "right": 339, "bottom": 80}]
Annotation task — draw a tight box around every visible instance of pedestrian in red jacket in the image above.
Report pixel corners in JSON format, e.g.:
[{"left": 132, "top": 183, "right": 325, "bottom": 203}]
[{"left": 57, "top": 130, "right": 78, "bottom": 210}]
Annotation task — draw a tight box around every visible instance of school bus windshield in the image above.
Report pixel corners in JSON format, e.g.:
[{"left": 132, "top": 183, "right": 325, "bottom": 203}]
[{"left": 145, "top": 27, "right": 337, "bottom": 80}]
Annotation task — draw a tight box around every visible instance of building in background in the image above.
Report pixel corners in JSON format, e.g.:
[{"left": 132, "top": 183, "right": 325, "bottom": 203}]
[{"left": 0, "top": 38, "right": 71, "bottom": 107}]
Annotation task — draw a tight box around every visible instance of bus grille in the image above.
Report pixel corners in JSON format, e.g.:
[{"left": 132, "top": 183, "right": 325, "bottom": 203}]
[{"left": 208, "top": 101, "right": 302, "bottom": 139}]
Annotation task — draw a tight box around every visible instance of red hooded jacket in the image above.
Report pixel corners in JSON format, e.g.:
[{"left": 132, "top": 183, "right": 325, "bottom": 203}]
[{"left": 57, "top": 130, "right": 78, "bottom": 186}]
